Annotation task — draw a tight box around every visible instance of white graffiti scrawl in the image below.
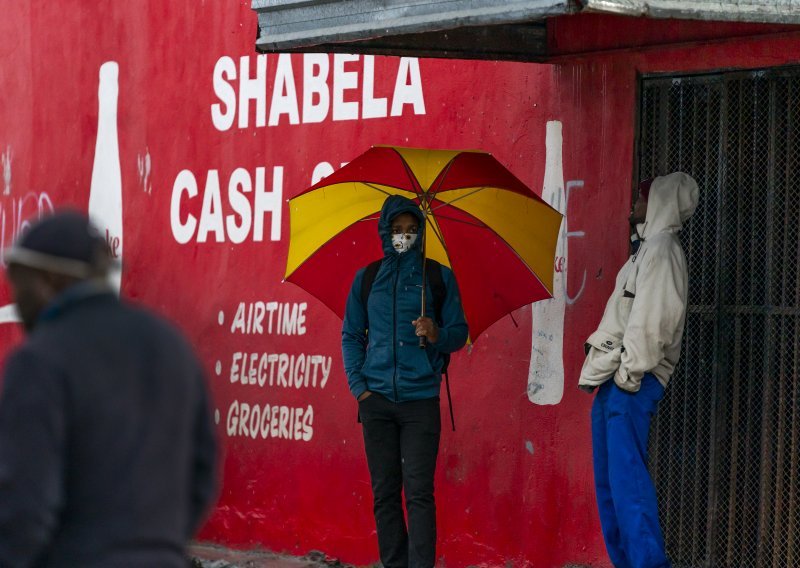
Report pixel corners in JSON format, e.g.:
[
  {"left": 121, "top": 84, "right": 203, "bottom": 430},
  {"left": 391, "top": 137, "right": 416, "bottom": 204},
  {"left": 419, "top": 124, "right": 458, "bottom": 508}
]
[
  {"left": 0, "top": 185, "right": 56, "bottom": 324},
  {"left": 2, "top": 146, "right": 12, "bottom": 195},
  {"left": 137, "top": 147, "right": 152, "bottom": 194},
  {"left": 527, "top": 121, "right": 587, "bottom": 405}
]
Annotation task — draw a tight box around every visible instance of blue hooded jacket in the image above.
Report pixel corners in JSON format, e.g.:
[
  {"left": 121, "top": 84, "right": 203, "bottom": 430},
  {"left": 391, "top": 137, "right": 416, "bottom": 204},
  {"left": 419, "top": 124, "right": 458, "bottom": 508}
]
[{"left": 341, "top": 195, "right": 469, "bottom": 402}]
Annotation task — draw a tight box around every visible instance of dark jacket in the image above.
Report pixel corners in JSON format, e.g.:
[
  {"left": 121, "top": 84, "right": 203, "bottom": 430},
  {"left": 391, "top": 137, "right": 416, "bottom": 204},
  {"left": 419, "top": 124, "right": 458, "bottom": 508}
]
[
  {"left": 0, "top": 283, "right": 217, "bottom": 568},
  {"left": 342, "top": 195, "right": 468, "bottom": 402}
]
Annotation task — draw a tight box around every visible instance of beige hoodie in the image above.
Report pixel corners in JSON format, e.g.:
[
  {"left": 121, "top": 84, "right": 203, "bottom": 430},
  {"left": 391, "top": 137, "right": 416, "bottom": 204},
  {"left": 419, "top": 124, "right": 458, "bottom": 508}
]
[{"left": 579, "top": 172, "right": 700, "bottom": 392}]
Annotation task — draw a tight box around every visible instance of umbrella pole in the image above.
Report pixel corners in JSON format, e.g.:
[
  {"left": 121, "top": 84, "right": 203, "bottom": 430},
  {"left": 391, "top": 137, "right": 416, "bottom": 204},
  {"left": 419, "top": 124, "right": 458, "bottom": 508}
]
[{"left": 419, "top": 206, "right": 427, "bottom": 349}]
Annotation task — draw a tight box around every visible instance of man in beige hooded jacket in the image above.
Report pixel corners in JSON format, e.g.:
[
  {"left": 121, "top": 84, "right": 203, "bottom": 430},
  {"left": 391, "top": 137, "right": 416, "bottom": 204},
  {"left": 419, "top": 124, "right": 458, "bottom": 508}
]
[{"left": 579, "top": 172, "right": 699, "bottom": 568}]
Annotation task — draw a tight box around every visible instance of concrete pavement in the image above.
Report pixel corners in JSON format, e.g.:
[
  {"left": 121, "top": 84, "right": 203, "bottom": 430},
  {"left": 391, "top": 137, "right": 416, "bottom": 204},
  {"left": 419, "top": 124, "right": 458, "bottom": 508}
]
[{"left": 190, "top": 544, "right": 365, "bottom": 568}]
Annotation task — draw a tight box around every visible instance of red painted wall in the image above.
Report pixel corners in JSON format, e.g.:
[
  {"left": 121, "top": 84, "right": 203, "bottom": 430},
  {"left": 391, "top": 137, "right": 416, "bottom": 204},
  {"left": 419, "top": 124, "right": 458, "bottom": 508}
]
[
  {"left": 547, "top": 13, "right": 794, "bottom": 56},
  {"left": 1, "top": 2, "right": 799, "bottom": 566}
]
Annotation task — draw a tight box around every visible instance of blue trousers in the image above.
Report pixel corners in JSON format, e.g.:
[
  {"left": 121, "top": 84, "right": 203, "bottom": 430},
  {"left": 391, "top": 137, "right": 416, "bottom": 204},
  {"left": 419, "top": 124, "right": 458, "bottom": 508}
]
[{"left": 591, "top": 374, "right": 671, "bottom": 568}]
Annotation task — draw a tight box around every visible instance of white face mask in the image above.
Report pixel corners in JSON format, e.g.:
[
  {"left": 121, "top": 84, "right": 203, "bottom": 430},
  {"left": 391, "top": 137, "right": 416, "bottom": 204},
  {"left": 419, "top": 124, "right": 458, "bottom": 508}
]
[{"left": 391, "top": 233, "right": 418, "bottom": 254}]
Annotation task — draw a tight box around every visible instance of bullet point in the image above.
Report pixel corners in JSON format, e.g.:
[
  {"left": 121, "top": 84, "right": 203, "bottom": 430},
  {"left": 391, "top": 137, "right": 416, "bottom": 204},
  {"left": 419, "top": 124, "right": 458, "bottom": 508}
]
[
  {"left": 215, "top": 361, "right": 222, "bottom": 375},
  {"left": 214, "top": 409, "right": 220, "bottom": 425},
  {"left": 218, "top": 310, "right": 224, "bottom": 325}
]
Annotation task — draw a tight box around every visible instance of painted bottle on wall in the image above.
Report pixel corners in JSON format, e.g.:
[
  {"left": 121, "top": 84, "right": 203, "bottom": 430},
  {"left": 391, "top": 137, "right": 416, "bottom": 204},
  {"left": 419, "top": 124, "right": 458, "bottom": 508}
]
[
  {"left": 88, "top": 61, "right": 123, "bottom": 294},
  {"left": 528, "top": 120, "right": 566, "bottom": 405}
]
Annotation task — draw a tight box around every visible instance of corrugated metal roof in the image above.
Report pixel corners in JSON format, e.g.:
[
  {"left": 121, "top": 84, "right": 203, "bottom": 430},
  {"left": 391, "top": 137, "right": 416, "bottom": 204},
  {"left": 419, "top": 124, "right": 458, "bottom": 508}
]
[
  {"left": 583, "top": 0, "right": 800, "bottom": 24},
  {"left": 252, "top": 0, "right": 800, "bottom": 59},
  {"left": 253, "top": 0, "right": 573, "bottom": 57}
]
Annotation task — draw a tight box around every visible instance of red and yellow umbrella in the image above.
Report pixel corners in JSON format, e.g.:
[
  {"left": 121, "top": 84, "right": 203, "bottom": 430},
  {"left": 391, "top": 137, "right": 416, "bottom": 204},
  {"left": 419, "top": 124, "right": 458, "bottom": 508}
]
[{"left": 285, "top": 146, "right": 562, "bottom": 342}]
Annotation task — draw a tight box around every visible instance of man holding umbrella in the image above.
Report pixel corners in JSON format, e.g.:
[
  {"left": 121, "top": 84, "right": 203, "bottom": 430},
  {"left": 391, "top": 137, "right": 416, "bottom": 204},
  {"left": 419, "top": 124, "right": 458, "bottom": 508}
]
[
  {"left": 290, "top": 146, "right": 560, "bottom": 563},
  {"left": 342, "top": 194, "right": 468, "bottom": 568}
]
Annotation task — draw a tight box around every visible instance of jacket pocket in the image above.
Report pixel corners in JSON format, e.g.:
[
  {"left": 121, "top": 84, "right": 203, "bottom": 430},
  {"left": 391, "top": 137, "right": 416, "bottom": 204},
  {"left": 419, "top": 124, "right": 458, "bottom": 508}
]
[
  {"left": 362, "top": 345, "right": 392, "bottom": 379},
  {"left": 579, "top": 330, "right": 624, "bottom": 385},
  {"left": 397, "top": 342, "right": 435, "bottom": 380}
]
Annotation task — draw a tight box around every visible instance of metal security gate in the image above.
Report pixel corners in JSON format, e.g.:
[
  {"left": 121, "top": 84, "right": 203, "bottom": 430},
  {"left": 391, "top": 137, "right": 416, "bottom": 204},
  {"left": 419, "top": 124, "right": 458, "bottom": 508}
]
[{"left": 639, "top": 68, "right": 800, "bottom": 568}]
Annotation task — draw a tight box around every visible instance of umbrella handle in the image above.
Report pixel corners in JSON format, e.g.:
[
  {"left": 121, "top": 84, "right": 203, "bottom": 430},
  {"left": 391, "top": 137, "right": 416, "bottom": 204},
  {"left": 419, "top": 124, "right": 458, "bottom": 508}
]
[{"left": 419, "top": 335, "right": 427, "bottom": 349}]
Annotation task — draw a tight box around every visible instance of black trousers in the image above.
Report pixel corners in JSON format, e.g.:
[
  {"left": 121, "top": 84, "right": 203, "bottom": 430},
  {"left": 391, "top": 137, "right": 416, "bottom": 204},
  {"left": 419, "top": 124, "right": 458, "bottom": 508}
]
[{"left": 359, "top": 393, "right": 441, "bottom": 568}]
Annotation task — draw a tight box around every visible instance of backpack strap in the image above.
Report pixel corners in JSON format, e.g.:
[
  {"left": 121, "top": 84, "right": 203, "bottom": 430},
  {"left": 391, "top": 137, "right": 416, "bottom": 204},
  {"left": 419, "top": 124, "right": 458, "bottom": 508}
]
[
  {"left": 360, "top": 259, "right": 383, "bottom": 328},
  {"left": 424, "top": 259, "right": 455, "bottom": 431},
  {"left": 424, "top": 259, "right": 450, "bottom": 372},
  {"left": 425, "top": 259, "right": 446, "bottom": 328}
]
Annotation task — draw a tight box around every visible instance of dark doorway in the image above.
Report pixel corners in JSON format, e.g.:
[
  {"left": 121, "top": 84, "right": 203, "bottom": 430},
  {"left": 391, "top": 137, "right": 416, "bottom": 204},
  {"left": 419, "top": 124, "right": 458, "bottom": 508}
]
[{"left": 639, "top": 68, "right": 800, "bottom": 568}]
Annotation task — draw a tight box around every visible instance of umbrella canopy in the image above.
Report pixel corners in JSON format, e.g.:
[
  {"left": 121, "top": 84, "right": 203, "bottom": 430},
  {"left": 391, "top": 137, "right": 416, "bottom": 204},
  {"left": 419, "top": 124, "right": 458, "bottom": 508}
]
[{"left": 285, "top": 146, "right": 562, "bottom": 342}]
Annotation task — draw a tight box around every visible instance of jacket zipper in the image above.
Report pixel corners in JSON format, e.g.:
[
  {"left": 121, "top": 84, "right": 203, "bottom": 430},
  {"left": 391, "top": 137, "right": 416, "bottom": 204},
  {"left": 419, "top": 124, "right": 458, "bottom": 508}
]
[
  {"left": 392, "top": 260, "right": 400, "bottom": 402},
  {"left": 632, "top": 222, "right": 647, "bottom": 263}
]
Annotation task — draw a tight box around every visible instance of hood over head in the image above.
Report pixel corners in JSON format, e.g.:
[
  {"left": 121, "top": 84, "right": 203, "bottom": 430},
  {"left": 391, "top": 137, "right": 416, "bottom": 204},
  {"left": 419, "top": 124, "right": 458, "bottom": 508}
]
[
  {"left": 640, "top": 172, "right": 699, "bottom": 239},
  {"left": 378, "top": 195, "right": 425, "bottom": 256}
]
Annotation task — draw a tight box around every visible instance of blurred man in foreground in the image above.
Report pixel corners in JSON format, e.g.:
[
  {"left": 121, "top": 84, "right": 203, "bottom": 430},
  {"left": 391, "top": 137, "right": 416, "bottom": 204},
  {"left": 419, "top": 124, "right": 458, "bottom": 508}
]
[{"left": 0, "top": 211, "right": 217, "bottom": 567}]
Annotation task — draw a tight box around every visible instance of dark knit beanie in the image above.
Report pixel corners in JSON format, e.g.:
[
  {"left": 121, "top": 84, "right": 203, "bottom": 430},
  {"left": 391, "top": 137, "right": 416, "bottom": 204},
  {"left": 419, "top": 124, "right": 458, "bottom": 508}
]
[{"left": 5, "top": 210, "right": 107, "bottom": 278}]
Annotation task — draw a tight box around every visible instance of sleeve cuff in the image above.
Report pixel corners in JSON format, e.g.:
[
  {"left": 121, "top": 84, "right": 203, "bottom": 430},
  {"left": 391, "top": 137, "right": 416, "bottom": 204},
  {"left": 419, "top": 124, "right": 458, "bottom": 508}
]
[
  {"left": 614, "top": 366, "right": 642, "bottom": 392},
  {"left": 349, "top": 376, "right": 368, "bottom": 399}
]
